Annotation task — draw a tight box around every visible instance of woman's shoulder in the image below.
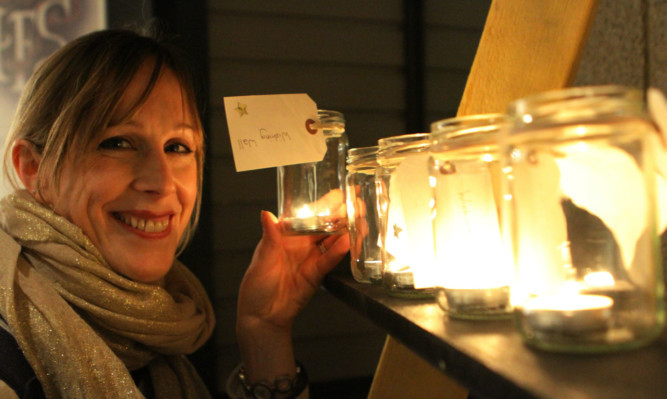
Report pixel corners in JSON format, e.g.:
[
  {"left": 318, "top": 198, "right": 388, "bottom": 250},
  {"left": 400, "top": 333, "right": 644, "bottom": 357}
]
[{"left": 0, "top": 318, "right": 46, "bottom": 399}]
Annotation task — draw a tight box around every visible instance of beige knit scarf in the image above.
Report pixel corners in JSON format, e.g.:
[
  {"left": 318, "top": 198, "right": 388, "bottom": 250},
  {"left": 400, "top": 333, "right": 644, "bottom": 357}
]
[{"left": 0, "top": 190, "right": 215, "bottom": 399}]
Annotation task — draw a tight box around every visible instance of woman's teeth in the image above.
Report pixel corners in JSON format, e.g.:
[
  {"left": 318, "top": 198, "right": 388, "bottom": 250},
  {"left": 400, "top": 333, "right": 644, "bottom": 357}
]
[{"left": 117, "top": 214, "right": 169, "bottom": 233}]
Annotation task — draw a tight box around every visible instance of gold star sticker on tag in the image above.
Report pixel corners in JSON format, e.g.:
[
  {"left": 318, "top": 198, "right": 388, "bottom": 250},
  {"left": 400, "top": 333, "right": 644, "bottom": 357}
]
[
  {"left": 393, "top": 224, "right": 402, "bottom": 238},
  {"left": 235, "top": 102, "right": 248, "bottom": 117}
]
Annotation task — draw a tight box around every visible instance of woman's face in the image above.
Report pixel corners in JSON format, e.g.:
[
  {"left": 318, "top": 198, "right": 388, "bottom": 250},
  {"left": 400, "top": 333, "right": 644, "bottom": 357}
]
[{"left": 44, "top": 63, "right": 199, "bottom": 282}]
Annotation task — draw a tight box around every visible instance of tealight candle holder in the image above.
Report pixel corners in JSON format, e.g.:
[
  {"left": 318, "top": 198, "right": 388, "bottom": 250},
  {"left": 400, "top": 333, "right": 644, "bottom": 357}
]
[
  {"left": 376, "top": 133, "right": 435, "bottom": 298},
  {"left": 429, "top": 114, "right": 513, "bottom": 320},
  {"left": 277, "top": 110, "right": 349, "bottom": 235},
  {"left": 346, "top": 146, "right": 382, "bottom": 284},
  {"left": 502, "top": 86, "right": 665, "bottom": 353}
]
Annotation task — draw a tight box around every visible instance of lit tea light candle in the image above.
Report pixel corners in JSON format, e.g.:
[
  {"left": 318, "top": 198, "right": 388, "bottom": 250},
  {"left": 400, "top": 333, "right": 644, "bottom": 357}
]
[
  {"left": 584, "top": 271, "right": 615, "bottom": 287},
  {"left": 523, "top": 294, "right": 613, "bottom": 334},
  {"left": 436, "top": 248, "right": 513, "bottom": 318},
  {"left": 281, "top": 203, "right": 345, "bottom": 235},
  {"left": 296, "top": 204, "right": 315, "bottom": 218},
  {"left": 286, "top": 204, "right": 318, "bottom": 230},
  {"left": 439, "top": 286, "right": 511, "bottom": 319},
  {"left": 387, "top": 264, "right": 416, "bottom": 288},
  {"left": 281, "top": 205, "right": 322, "bottom": 232},
  {"left": 435, "top": 240, "right": 513, "bottom": 318},
  {"left": 580, "top": 271, "right": 636, "bottom": 310}
]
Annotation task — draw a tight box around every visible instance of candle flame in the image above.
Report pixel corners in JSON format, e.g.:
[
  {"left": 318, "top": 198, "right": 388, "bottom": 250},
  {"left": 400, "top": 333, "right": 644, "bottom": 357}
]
[
  {"left": 296, "top": 205, "right": 314, "bottom": 218},
  {"left": 296, "top": 204, "right": 330, "bottom": 218},
  {"left": 584, "top": 271, "right": 615, "bottom": 287}
]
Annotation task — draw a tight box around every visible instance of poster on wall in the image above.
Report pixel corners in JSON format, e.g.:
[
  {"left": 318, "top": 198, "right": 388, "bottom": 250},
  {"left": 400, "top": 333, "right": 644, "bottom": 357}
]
[{"left": 0, "top": 0, "right": 106, "bottom": 197}]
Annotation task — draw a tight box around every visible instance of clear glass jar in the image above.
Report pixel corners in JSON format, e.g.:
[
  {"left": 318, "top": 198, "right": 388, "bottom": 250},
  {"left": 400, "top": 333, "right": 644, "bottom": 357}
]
[
  {"left": 346, "top": 146, "right": 382, "bottom": 284},
  {"left": 277, "top": 110, "right": 349, "bottom": 235},
  {"left": 377, "top": 133, "right": 435, "bottom": 298},
  {"left": 429, "top": 114, "right": 513, "bottom": 320},
  {"left": 502, "top": 86, "right": 665, "bottom": 353}
]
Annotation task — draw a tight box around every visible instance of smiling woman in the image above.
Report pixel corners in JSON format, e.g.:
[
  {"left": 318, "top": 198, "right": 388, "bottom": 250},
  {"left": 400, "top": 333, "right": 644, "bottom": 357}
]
[
  {"left": 0, "top": 29, "right": 213, "bottom": 399},
  {"left": 6, "top": 29, "right": 205, "bottom": 261},
  {"left": 0, "top": 28, "right": 349, "bottom": 399},
  {"left": 31, "top": 61, "right": 200, "bottom": 283}
]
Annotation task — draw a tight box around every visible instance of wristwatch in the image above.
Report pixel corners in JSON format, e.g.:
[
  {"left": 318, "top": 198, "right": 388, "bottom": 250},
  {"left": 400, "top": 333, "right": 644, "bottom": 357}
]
[{"left": 238, "top": 362, "right": 308, "bottom": 399}]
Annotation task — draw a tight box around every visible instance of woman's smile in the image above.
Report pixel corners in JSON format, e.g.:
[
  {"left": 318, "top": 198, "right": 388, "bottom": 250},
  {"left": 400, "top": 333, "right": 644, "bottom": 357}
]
[{"left": 113, "top": 211, "right": 172, "bottom": 235}]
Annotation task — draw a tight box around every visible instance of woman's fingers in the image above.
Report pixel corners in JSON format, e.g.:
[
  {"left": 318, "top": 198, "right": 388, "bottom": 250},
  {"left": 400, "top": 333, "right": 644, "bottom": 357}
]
[
  {"left": 260, "top": 210, "right": 281, "bottom": 242},
  {"left": 314, "top": 233, "right": 350, "bottom": 275}
]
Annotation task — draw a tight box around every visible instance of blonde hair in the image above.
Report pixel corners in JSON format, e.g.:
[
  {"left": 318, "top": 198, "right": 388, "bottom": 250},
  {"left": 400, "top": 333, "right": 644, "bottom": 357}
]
[{"left": 2, "top": 29, "right": 205, "bottom": 254}]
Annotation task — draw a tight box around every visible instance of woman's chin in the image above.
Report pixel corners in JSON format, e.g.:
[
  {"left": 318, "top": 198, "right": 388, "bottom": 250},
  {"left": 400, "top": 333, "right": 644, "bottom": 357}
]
[{"left": 108, "top": 258, "right": 173, "bottom": 283}]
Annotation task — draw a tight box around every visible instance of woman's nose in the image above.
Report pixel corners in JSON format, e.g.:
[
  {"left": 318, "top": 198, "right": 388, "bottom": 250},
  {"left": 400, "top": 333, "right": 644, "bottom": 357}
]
[{"left": 133, "top": 150, "right": 177, "bottom": 195}]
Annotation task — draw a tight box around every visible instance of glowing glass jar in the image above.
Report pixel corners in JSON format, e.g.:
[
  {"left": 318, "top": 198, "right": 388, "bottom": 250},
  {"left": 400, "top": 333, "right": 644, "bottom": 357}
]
[
  {"left": 502, "top": 86, "right": 665, "bottom": 353},
  {"left": 429, "top": 114, "right": 513, "bottom": 320},
  {"left": 376, "top": 133, "right": 435, "bottom": 298},
  {"left": 277, "top": 110, "right": 349, "bottom": 235},
  {"left": 346, "top": 146, "right": 382, "bottom": 284}
]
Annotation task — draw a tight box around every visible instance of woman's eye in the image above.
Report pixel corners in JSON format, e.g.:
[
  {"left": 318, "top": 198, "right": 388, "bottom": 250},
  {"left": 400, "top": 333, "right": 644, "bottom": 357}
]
[
  {"left": 98, "top": 137, "right": 132, "bottom": 150},
  {"left": 165, "top": 142, "right": 193, "bottom": 154}
]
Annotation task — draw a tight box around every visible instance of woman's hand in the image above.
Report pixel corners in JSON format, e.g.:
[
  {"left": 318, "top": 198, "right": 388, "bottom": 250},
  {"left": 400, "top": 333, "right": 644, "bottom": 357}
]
[{"left": 236, "top": 209, "right": 349, "bottom": 384}]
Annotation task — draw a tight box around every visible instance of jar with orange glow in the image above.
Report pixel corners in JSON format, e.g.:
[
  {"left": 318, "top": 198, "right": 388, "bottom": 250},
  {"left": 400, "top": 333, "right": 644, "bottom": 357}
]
[
  {"left": 277, "top": 110, "right": 348, "bottom": 235},
  {"left": 502, "top": 86, "right": 665, "bottom": 353},
  {"left": 429, "top": 114, "right": 513, "bottom": 320},
  {"left": 376, "top": 133, "right": 435, "bottom": 298}
]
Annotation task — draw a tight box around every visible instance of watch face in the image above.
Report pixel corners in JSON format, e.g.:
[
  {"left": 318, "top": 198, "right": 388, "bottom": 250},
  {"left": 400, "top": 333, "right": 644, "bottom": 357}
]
[
  {"left": 252, "top": 384, "right": 272, "bottom": 399},
  {"left": 275, "top": 377, "right": 294, "bottom": 393}
]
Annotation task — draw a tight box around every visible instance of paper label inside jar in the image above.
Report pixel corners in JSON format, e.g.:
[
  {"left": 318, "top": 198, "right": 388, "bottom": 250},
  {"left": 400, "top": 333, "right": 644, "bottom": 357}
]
[
  {"left": 223, "top": 93, "right": 327, "bottom": 171},
  {"left": 390, "top": 152, "right": 437, "bottom": 289},
  {"left": 648, "top": 87, "right": 667, "bottom": 233}
]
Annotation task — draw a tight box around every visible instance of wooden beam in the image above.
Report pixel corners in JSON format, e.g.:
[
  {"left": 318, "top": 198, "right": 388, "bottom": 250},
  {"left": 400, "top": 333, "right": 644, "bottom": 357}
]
[
  {"left": 368, "top": 336, "right": 468, "bottom": 399},
  {"left": 458, "top": 0, "right": 599, "bottom": 116}
]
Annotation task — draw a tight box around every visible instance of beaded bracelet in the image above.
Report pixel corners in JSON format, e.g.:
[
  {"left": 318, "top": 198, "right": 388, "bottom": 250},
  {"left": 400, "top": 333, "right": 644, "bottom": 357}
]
[{"left": 237, "top": 362, "right": 308, "bottom": 399}]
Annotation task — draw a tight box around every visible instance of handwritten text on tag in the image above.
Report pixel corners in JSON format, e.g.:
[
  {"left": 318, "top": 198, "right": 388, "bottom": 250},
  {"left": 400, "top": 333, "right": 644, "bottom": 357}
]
[{"left": 224, "top": 94, "right": 326, "bottom": 171}]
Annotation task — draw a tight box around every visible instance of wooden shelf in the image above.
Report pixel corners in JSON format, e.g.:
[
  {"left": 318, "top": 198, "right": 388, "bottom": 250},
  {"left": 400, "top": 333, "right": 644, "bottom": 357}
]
[{"left": 322, "top": 263, "right": 667, "bottom": 399}]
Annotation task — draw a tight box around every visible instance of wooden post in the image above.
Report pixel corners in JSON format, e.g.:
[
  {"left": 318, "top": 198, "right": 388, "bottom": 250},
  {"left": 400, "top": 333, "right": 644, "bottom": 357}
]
[
  {"left": 368, "top": 337, "right": 468, "bottom": 399},
  {"left": 368, "top": 0, "right": 599, "bottom": 397},
  {"left": 457, "top": 0, "right": 599, "bottom": 116}
]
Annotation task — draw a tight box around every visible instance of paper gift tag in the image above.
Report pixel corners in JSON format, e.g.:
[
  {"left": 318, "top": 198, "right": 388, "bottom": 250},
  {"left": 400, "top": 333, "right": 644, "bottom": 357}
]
[
  {"left": 647, "top": 87, "right": 667, "bottom": 233},
  {"left": 648, "top": 87, "right": 667, "bottom": 146},
  {"left": 512, "top": 151, "right": 569, "bottom": 296},
  {"left": 555, "top": 144, "right": 647, "bottom": 273},
  {"left": 224, "top": 94, "right": 327, "bottom": 171},
  {"left": 433, "top": 161, "right": 510, "bottom": 289},
  {"left": 394, "top": 152, "right": 437, "bottom": 289}
]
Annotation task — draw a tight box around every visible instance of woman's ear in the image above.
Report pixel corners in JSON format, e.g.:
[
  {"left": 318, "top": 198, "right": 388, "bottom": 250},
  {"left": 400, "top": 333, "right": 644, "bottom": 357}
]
[{"left": 12, "top": 139, "right": 42, "bottom": 194}]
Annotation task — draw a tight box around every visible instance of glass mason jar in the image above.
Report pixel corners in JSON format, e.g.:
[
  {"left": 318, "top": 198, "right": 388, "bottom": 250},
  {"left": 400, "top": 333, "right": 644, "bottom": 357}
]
[
  {"left": 502, "top": 86, "right": 665, "bottom": 353},
  {"left": 277, "top": 110, "right": 349, "bottom": 235},
  {"left": 377, "top": 133, "right": 435, "bottom": 298},
  {"left": 429, "top": 114, "right": 513, "bottom": 320},
  {"left": 346, "top": 146, "right": 383, "bottom": 284}
]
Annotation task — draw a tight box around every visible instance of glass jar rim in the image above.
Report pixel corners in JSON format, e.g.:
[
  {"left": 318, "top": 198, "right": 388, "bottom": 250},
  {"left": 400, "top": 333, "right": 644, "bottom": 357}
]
[
  {"left": 507, "top": 85, "right": 644, "bottom": 126},
  {"left": 431, "top": 113, "right": 506, "bottom": 151},
  {"left": 378, "top": 132, "right": 430, "bottom": 148},
  {"left": 347, "top": 145, "right": 379, "bottom": 164},
  {"left": 348, "top": 145, "right": 378, "bottom": 157},
  {"left": 318, "top": 109, "right": 345, "bottom": 123},
  {"left": 431, "top": 113, "right": 506, "bottom": 134},
  {"left": 315, "top": 109, "right": 345, "bottom": 136},
  {"left": 377, "top": 133, "right": 431, "bottom": 161}
]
